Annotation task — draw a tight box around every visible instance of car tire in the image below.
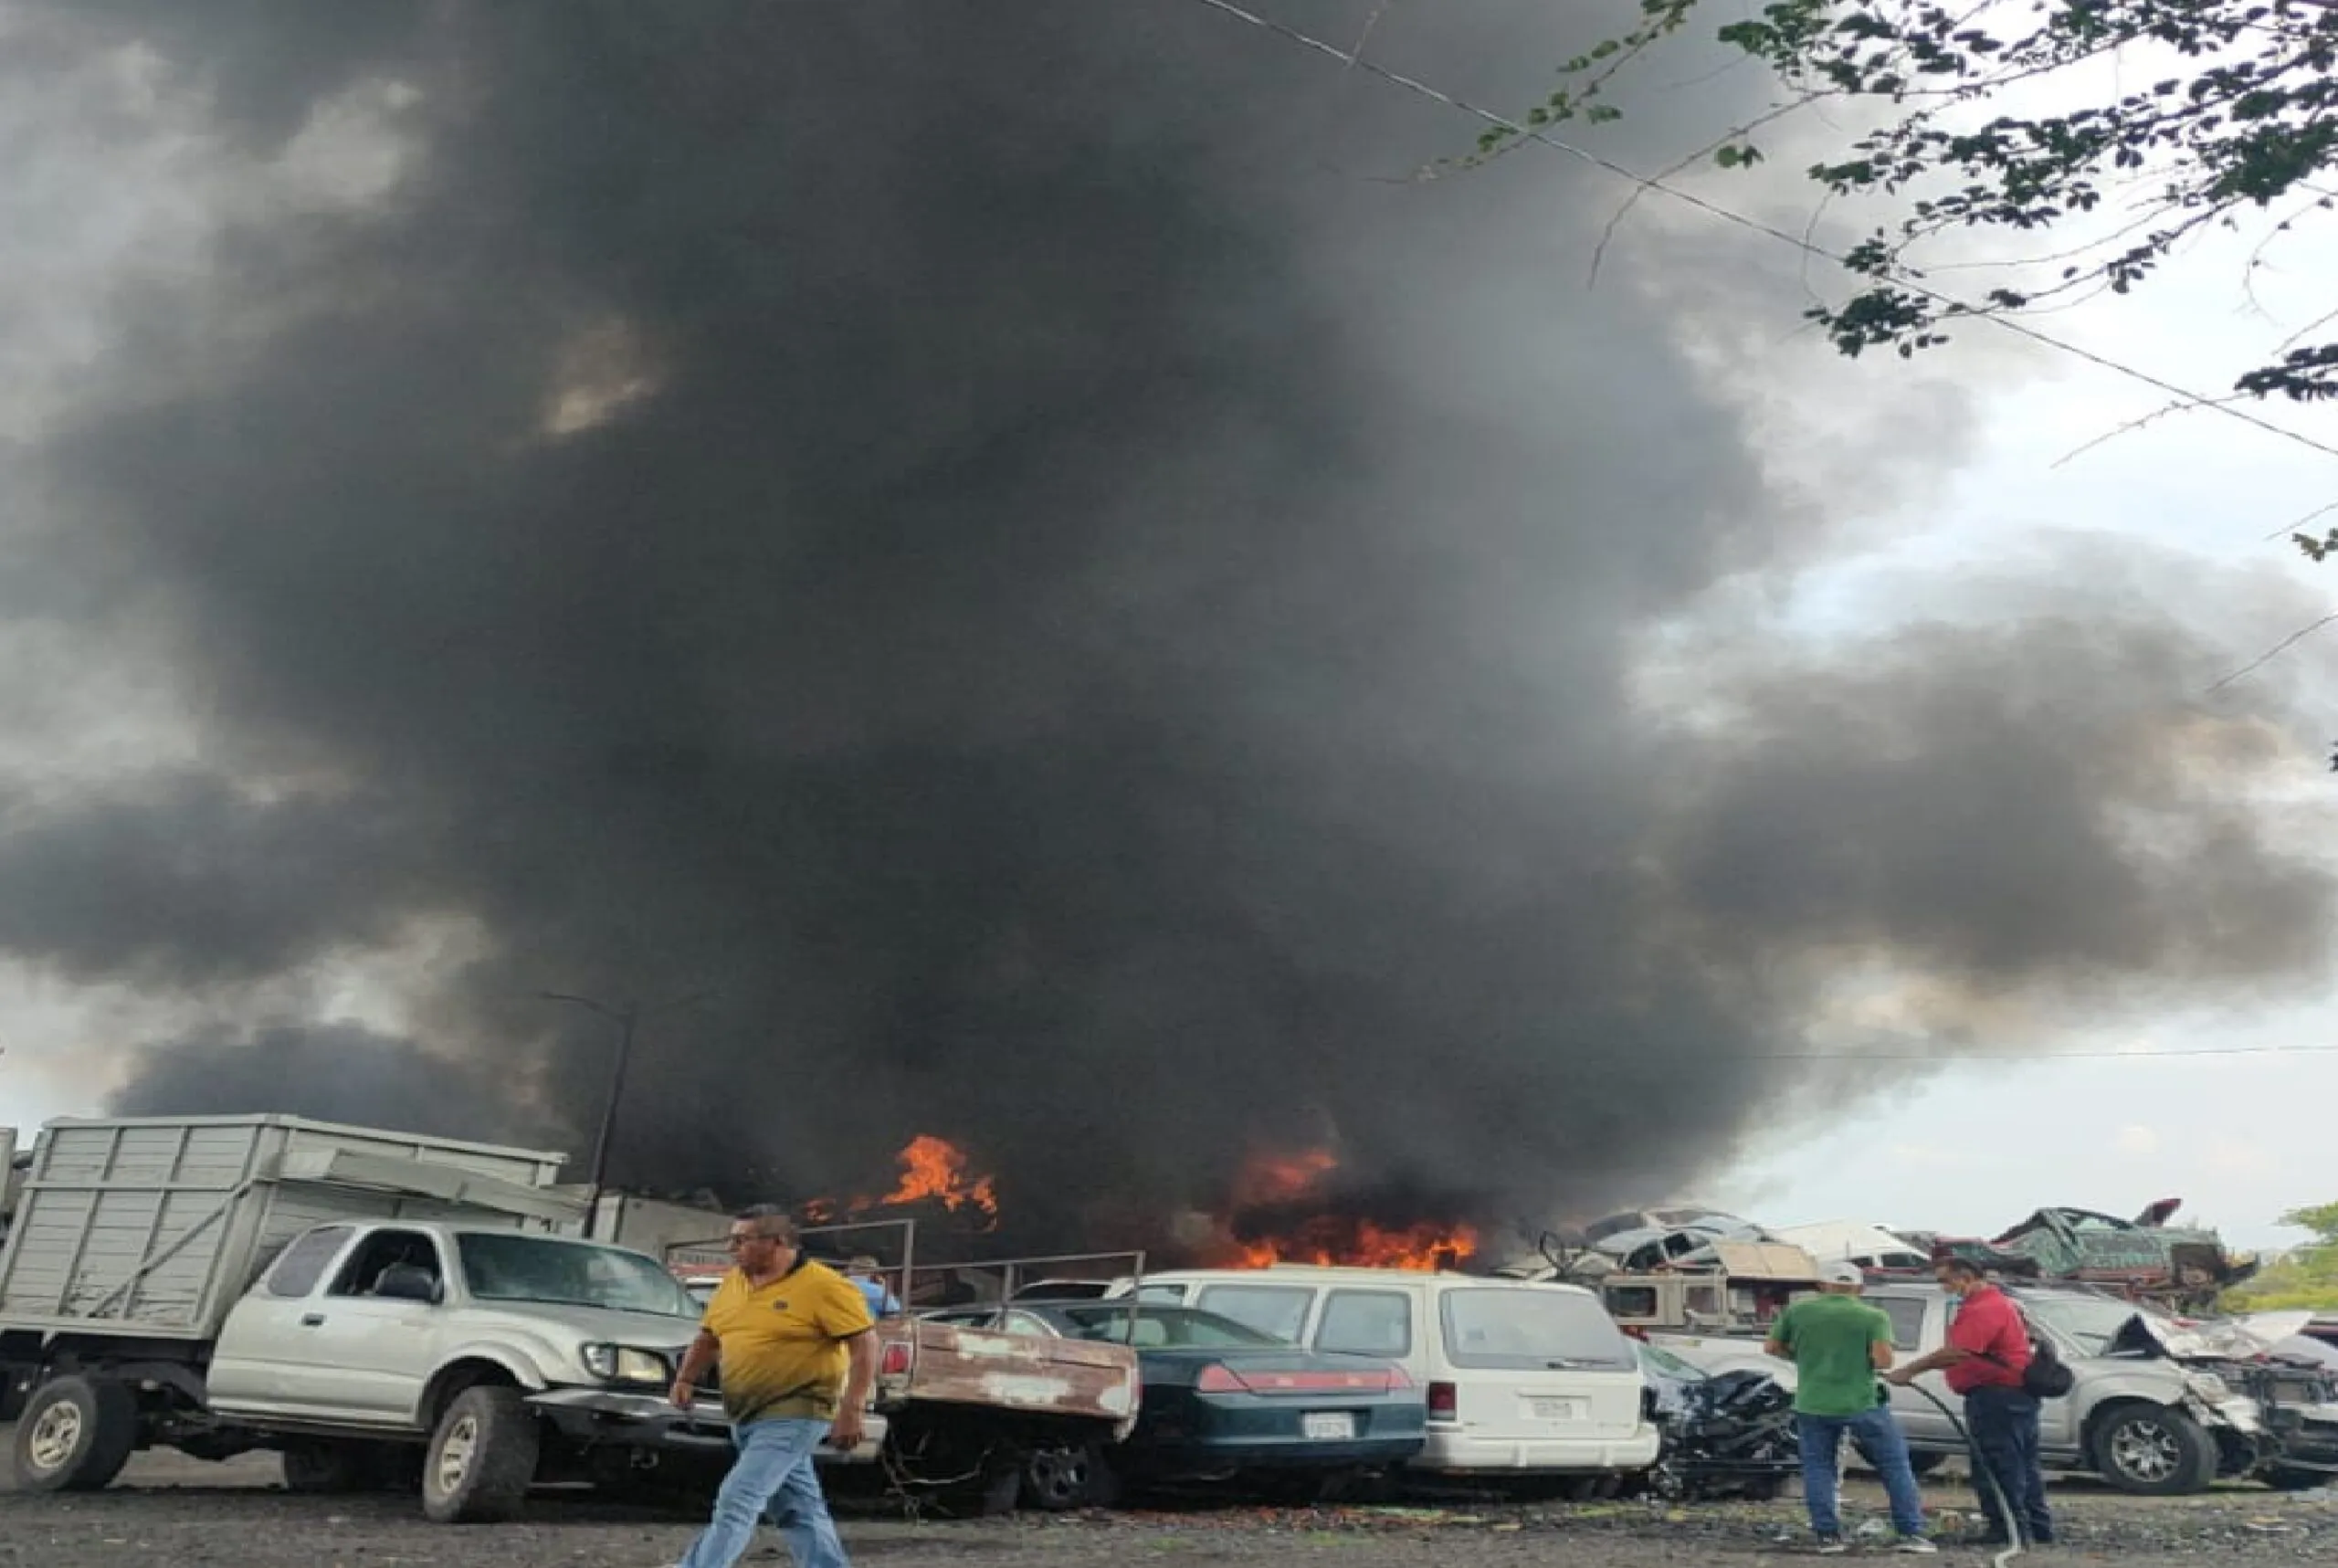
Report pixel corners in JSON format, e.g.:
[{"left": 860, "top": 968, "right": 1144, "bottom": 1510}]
[
  {"left": 1022, "top": 1439, "right": 1116, "bottom": 1511},
  {"left": 421, "top": 1385, "right": 540, "bottom": 1523},
  {"left": 12, "top": 1374, "right": 140, "bottom": 1494},
  {"left": 2091, "top": 1404, "right": 2217, "bottom": 1496}
]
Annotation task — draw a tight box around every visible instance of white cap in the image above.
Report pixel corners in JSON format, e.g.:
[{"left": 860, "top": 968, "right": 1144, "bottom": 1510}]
[{"left": 1818, "top": 1260, "right": 1866, "bottom": 1288}]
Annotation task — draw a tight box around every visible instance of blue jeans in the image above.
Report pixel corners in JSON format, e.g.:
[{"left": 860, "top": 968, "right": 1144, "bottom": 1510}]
[
  {"left": 1796, "top": 1405, "right": 1927, "bottom": 1539},
  {"left": 1964, "top": 1385, "right": 2053, "bottom": 1544},
  {"left": 677, "top": 1415, "right": 850, "bottom": 1568}
]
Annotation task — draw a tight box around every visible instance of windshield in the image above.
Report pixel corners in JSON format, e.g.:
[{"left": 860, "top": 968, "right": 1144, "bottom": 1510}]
[
  {"left": 457, "top": 1233, "right": 699, "bottom": 1318},
  {"left": 1051, "top": 1305, "right": 1286, "bottom": 1348},
  {"left": 2018, "top": 1295, "right": 2150, "bottom": 1357},
  {"left": 1637, "top": 1342, "right": 1708, "bottom": 1381},
  {"left": 1441, "top": 1286, "right": 1639, "bottom": 1372}
]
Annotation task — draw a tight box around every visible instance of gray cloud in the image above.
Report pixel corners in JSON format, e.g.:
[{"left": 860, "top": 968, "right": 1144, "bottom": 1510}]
[{"left": 0, "top": 1, "right": 2325, "bottom": 1246}]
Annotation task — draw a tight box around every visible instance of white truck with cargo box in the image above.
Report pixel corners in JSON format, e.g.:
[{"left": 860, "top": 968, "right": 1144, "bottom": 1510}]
[{"left": 0, "top": 1113, "right": 881, "bottom": 1521}]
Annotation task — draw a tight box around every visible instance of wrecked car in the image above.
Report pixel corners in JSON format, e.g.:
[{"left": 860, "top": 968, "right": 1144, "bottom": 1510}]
[
  {"left": 1631, "top": 1340, "right": 1798, "bottom": 1502},
  {"left": 1578, "top": 1208, "right": 1774, "bottom": 1275},
  {"left": 927, "top": 1300, "right": 1424, "bottom": 1507},
  {"left": 1925, "top": 1201, "right": 2256, "bottom": 1313},
  {"left": 1863, "top": 1283, "right": 2338, "bottom": 1494}
]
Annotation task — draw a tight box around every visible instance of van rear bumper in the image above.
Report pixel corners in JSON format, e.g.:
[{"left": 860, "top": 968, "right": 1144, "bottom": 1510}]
[{"left": 1409, "top": 1426, "right": 1661, "bottom": 1474}]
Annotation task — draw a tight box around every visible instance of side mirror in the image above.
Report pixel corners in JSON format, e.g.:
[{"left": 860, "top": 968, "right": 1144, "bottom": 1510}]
[{"left": 375, "top": 1263, "right": 441, "bottom": 1303}]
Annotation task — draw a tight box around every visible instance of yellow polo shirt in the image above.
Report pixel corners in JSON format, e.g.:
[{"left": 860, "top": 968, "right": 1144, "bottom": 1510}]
[{"left": 702, "top": 1258, "right": 874, "bottom": 1424}]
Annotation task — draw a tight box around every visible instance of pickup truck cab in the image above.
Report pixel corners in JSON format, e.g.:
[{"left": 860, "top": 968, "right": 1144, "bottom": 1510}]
[{"left": 15, "top": 1218, "right": 882, "bottom": 1520}]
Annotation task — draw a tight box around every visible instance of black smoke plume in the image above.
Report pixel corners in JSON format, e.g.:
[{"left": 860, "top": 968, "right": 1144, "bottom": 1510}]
[{"left": 3, "top": 1, "right": 2328, "bottom": 1251}]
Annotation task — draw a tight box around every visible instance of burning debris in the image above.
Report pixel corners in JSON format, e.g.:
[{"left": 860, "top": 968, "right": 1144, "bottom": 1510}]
[
  {"left": 799, "top": 1135, "right": 1002, "bottom": 1233},
  {"left": 1206, "top": 1149, "right": 1479, "bottom": 1273}
]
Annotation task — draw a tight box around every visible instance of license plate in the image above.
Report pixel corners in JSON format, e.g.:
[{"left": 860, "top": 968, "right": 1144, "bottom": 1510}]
[
  {"left": 1302, "top": 1412, "right": 1356, "bottom": 1441},
  {"left": 1529, "top": 1396, "right": 1586, "bottom": 1422}
]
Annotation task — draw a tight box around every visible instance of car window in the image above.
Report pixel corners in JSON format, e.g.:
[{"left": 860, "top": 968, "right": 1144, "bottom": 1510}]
[
  {"left": 1439, "top": 1287, "right": 1638, "bottom": 1372},
  {"left": 1315, "top": 1289, "right": 1412, "bottom": 1357},
  {"left": 1135, "top": 1284, "right": 1188, "bottom": 1304},
  {"left": 2021, "top": 1295, "right": 2150, "bottom": 1357},
  {"left": 1194, "top": 1284, "right": 1313, "bottom": 1342},
  {"left": 1003, "top": 1310, "right": 1054, "bottom": 1336},
  {"left": 1878, "top": 1296, "right": 1928, "bottom": 1351},
  {"left": 329, "top": 1229, "right": 443, "bottom": 1299},
  {"left": 265, "top": 1226, "right": 354, "bottom": 1299}
]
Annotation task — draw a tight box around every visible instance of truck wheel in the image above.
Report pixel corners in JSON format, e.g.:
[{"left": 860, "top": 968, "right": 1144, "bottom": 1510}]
[
  {"left": 421, "top": 1385, "right": 540, "bottom": 1523},
  {"left": 2092, "top": 1405, "right": 2217, "bottom": 1496},
  {"left": 282, "top": 1439, "right": 376, "bottom": 1493},
  {"left": 12, "top": 1374, "right": 140, "bottom": 1493},
  {"left": 1907, "top": 1451, "right": 1947, "bottom": 1477}
]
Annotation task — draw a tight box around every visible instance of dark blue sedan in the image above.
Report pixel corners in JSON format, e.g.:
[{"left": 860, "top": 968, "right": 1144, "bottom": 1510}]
[{"left": 928, "top": 1301, "right": 1425, "bottom": 1506}]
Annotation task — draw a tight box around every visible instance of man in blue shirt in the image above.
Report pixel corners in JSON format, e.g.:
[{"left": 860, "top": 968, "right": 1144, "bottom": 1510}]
[{"left": 845, "top": 1256, "right": 900, "bottom": 1318}]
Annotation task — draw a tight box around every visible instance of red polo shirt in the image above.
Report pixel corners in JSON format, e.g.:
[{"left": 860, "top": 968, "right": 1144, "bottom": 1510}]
[{"left": 1945, "top": 1284, "right": 2028, "bottom": 1394}]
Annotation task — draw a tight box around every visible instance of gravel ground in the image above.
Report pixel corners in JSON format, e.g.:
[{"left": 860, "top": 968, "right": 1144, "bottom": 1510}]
[{"left": 4, "top": 1438, "right": 2335, "bottom": 1568}]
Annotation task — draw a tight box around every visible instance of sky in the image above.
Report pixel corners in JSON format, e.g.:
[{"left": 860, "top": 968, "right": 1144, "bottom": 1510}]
[{"left": 1, "top": 1, "right": 2335, "bottom": 1260}]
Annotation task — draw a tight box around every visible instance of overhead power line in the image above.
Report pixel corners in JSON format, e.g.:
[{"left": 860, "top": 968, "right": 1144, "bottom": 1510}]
[{"left": 1185, "top": 0, "right": 2338, "bottom": 468}]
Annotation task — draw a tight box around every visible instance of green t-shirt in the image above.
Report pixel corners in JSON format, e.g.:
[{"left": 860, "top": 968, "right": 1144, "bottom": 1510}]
[{"left": 1771, "top": 1294, "right": 1890, "bottom": 1416}]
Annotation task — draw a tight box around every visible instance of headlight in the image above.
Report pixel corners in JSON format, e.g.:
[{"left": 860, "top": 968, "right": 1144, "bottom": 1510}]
[
  {"left": 583, "top": 1343, "right": 671, "bottom": 1385},
  {"left": 2185, "top": 1373, "right": 2233, "bottom": 1405}
]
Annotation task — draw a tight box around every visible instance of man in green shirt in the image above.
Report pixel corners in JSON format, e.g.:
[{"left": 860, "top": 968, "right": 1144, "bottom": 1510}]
[{"left": 1766, "top": 1261, "right": 1933, "bottom": 1554}]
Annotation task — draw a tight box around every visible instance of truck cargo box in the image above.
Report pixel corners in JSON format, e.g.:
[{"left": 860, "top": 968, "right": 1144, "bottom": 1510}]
[{"left": 0, "top": 1115, "right": 580, "bottom": 1342}]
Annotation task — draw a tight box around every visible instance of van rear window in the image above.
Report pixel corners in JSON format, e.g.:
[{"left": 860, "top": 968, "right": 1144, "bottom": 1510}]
[{"left": 1439, "top": 1287, "right": 1637, "bottom": 1371}]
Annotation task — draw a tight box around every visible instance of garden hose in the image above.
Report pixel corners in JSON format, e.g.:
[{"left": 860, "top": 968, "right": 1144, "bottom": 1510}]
[{"left": 1902, "top": 1382, "right": 2025, "bottom": 1568}]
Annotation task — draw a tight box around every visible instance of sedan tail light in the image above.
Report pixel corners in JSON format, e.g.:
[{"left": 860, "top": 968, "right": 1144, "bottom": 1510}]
[{"left": 1196, "top": 1364, "right": 1411, "bottom": 1395}]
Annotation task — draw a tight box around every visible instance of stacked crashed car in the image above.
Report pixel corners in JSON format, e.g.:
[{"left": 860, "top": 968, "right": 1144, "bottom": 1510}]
[{"left": 925, "top": 1300, "right": 1424, "bottom": 1506}]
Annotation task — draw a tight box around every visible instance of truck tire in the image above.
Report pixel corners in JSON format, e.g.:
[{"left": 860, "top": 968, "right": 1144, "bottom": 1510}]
[
  {"left": 1907, "top": 1450, "right": 1947, "bottom": 1477},
  {"left": 282, "top": 1438, "right": 379, "bottom": 1493},
  {"left": 12, "top": 1374, "right": 140, "bottom": 1494},
  {"left": 420, "top": 1385, "right": 540, "bottom": 1523},
  {"left": 2091, "top": 1404, "right": 2217, "bottom": 1496}
]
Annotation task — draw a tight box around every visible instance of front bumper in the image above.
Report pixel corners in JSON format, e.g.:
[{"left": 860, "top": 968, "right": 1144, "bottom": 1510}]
[
  {"left": 526, "top": 1387, "right": 890, "bottom": 1465},
  {"left": 1409, "top": 1424, "right": 1663, "bottom": 1476},
  {"left": 2261, "top": 1401, "right": 2338, "bottom": 1471}
]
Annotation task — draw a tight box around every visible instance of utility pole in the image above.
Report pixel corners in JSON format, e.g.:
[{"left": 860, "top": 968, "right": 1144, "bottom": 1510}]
[{"left": 541, "top": 988, "right": 710, "bottom": 1239}]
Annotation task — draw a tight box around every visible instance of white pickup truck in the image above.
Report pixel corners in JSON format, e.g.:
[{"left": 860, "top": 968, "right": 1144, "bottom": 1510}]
[{"left": 0, "top": 1114, "right": 881, "bottom": 1521}]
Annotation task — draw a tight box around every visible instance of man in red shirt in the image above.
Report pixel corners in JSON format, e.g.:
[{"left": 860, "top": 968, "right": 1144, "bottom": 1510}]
[{"left": 1887, "top": 1258, "right": 2054, "bottom": 1547}]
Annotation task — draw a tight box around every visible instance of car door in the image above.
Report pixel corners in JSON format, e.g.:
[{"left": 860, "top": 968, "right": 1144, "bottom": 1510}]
[
  {"left": 207, "top": 1224, "right": 363, "bottom": 1417},
  {"left": 1879, "top": 1290, "right": 1956, "bottom": 1446},
  {"left": 302, "top": 1227, "right": 449, "bottom": 1422}
]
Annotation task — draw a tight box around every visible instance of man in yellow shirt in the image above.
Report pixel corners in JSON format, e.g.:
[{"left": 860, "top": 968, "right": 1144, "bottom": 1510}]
[{"left": 669, "top": 1207, "right": 877, "bottom": 1568}]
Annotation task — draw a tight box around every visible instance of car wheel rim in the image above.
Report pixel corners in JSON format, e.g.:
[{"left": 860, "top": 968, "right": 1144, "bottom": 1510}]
[
  {"left": 1027, "top": 1447, "right": 1088, "bottom": 1504},
  {"left": 437, "top": 1415, "right": 479, "bottom": 1494},
  {"left": 26, "top": 1403, "right": 84, "bottom": 1473},
  {"left": 2112, "top": 1420, "right": 2178, "bottom": 1481}
]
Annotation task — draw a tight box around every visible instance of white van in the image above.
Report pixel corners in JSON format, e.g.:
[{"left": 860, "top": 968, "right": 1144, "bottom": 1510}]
[{"left": 1101, "top": 1266, "right": 1659, "bottom": 1480}]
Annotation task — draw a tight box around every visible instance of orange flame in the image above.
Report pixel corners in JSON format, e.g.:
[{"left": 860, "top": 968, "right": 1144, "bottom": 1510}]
[
  {"left": 1217, "top": 1146, "right": 1477, "bottom": 1272},
  {"left": 1224, "top": 1216, "right": 1479, "bottom": 1273},
  {"left": 879, "top": 1134, "right": 1001, "bottom": 1221},
  {"left": 796, "top": 1135, "right": 1001, "bottom": 1232}
]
